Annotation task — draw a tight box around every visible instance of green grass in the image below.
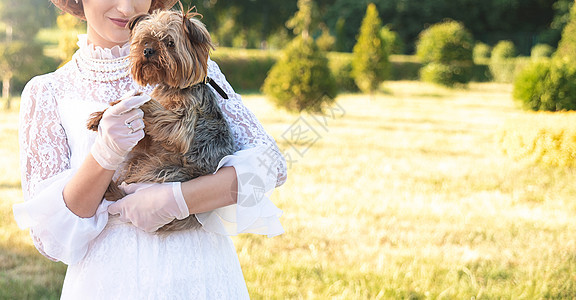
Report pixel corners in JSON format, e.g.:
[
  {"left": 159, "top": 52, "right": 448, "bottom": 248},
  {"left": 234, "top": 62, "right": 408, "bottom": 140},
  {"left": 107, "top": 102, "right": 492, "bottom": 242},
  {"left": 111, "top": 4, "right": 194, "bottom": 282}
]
[{"left": 1, "top": 82, "right": 576, "bottom": 298}]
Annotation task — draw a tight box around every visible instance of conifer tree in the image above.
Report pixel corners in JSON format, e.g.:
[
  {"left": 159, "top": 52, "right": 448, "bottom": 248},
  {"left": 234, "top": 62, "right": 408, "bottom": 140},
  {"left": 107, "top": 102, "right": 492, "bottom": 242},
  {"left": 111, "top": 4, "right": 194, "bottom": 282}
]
[{"left": 352, "top": 3, "right": 389, "bottom": 96}]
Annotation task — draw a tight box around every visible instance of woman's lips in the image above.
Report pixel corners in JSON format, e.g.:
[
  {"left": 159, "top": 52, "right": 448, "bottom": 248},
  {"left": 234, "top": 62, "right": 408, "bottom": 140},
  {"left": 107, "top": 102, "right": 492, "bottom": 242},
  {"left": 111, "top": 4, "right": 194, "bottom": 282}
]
[{"left": 110, "top": 18, "right": 129, "bottom": 28}]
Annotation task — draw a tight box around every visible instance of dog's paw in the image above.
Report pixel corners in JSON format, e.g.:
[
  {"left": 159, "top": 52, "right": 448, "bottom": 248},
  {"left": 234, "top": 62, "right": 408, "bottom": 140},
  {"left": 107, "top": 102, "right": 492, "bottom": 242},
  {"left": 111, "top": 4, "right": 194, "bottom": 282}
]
[{"left": 86, "top": 110, "right": 105, "bottom": 131}]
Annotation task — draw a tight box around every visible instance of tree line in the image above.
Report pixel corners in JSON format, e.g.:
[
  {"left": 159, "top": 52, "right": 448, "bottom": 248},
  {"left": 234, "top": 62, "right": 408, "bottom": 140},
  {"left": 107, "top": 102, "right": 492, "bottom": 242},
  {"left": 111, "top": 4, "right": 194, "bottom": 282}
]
[
  {"left": 0, "top": 0, "right": 572, "bottom": 101},
  {"left": 181, "top": 0, "right": 568, "bottom": 54}
]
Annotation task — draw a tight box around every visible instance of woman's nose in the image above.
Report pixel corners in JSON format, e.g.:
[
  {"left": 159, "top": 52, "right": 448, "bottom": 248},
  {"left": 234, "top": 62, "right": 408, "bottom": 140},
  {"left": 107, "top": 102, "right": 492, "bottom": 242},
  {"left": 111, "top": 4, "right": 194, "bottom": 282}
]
[{"left": 116, "top": 0, "right": 137, "bottom": 16}]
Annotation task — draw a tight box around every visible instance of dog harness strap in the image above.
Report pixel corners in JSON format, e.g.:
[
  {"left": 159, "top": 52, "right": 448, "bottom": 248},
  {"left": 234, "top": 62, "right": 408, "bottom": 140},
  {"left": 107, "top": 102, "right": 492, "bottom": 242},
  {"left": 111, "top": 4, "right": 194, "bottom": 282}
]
[{"left": 206, "top": 77, "right": 229, "bottom": 99}]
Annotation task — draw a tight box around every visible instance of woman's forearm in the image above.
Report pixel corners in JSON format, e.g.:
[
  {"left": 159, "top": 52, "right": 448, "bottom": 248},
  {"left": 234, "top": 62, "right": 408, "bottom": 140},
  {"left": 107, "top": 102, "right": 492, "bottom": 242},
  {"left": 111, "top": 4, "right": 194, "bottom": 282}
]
[
  {"left": 181, "top": 166, "right": 238, "bottom": 214},
  {"left": 63, "top": 154, "right": 115, "bottom": 218}
]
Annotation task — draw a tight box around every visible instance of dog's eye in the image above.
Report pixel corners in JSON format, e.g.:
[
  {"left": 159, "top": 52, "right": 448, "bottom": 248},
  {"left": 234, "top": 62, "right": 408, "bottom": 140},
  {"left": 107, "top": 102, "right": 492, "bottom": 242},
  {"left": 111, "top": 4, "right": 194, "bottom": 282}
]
[{"left": 167, "top": 40, "right": 175, "bottom": 48}]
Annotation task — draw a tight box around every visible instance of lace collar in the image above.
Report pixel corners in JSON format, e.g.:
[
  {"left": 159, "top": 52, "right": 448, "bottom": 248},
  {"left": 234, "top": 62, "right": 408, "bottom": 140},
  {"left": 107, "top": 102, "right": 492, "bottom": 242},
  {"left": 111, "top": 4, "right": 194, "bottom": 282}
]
[
  {"left": 77, "top": 34, "right": 130, "bottom": 60},
  {"left": 73, "top": 34, "right": 131, "bottom": 82}
]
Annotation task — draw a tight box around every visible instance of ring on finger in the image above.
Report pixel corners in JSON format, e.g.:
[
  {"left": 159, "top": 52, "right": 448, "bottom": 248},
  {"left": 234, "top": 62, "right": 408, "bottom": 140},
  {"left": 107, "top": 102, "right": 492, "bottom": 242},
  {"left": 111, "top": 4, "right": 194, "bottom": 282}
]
[{"left": 125, "top": 120, "right": 135, "bottom": 133}]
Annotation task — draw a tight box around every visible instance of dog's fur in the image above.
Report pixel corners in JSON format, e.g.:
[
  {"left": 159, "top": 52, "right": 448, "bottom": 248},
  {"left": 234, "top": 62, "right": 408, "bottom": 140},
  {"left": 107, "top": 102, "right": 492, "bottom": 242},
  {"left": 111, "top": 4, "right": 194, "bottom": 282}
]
[{"left": 87, "top": 8, "right": 235, "bottom": 232}]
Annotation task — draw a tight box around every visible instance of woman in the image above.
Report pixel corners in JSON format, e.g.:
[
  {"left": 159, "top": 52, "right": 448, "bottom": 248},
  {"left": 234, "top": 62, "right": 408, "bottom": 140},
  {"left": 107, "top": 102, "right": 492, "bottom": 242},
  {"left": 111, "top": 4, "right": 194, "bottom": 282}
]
[{"left": 12, "top": 0, "right": 287, "bottom": 298}]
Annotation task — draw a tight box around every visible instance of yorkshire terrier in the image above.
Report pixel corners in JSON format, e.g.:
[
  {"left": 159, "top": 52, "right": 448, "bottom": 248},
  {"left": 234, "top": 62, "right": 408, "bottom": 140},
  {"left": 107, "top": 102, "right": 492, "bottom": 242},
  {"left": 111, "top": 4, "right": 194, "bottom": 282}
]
[{"left": 87, "top": 8, "right": 235, "bottom": 232}]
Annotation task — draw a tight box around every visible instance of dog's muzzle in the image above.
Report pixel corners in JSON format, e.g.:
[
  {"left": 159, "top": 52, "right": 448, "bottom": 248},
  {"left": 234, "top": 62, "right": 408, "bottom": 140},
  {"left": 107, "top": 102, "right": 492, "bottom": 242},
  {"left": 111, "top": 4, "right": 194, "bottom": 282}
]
[{"left": 144, "top": 48, "right": 156, "bottom": 58}]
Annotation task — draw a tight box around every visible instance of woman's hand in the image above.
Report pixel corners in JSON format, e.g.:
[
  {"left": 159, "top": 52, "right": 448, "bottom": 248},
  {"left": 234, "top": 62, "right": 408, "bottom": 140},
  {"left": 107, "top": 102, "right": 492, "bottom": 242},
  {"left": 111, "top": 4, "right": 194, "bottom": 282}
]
[
  {"left": 91, "top": 91, "right": 150, "bottom": 170},
  {"left": 107, "top": 182, "right": 190, "bottom": 232}
]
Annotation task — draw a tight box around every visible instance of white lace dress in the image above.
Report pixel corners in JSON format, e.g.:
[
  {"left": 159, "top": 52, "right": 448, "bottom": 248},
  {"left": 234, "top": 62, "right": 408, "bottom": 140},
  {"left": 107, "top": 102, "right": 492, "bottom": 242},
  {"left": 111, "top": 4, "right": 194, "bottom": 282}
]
[{"left": 13, "top": 35, "right": 286, "bottom": 299}]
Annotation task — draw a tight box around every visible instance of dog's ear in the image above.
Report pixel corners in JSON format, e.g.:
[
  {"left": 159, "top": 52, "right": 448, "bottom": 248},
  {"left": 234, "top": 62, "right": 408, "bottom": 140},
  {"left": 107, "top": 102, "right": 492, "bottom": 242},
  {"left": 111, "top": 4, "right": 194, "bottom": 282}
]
[
  {"left": 128, "top": 14, "right": 150, "bottom": 31},
  {"left": 184, "top": 18, "right": 212, "bottom": 46}
]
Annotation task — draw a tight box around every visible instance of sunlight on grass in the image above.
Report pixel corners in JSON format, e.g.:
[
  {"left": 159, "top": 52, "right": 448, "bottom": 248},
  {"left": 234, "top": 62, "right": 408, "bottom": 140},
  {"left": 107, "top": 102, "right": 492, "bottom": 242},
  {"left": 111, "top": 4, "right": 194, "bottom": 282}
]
[{"left": 1, "top": 82, "right": 576, "bottom": 298}]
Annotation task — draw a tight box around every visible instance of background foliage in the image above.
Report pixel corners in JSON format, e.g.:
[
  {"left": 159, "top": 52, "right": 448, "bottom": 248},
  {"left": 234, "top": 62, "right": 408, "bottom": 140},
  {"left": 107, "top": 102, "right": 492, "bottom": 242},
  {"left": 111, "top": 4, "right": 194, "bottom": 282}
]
[{"left": 177, "top": 0, "right": 567, "bottom": 54}]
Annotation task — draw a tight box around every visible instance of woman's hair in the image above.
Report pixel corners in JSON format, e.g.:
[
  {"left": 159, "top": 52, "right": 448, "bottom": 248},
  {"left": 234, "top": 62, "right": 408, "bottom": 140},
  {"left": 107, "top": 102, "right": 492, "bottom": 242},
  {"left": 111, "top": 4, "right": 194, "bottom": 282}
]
[{"left": 50, "top": 0, "right": 179, "bottom": 20}]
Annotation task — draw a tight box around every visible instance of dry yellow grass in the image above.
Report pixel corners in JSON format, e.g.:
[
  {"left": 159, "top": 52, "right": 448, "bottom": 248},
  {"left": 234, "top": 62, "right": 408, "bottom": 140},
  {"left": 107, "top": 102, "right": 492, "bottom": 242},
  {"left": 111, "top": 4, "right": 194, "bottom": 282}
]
[
  {"left": 1, "top": 82, "right": 576, "bottom": 299},
  {"left": 498, "top": 111, "right": 576, "bottom": 168}
]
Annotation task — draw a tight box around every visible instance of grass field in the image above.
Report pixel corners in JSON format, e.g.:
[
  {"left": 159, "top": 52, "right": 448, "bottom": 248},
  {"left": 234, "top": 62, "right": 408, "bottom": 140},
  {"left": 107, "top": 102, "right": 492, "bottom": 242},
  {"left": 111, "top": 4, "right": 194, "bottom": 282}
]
[{"left": 1, "top": 82, "right": 576, "bottom": 299}]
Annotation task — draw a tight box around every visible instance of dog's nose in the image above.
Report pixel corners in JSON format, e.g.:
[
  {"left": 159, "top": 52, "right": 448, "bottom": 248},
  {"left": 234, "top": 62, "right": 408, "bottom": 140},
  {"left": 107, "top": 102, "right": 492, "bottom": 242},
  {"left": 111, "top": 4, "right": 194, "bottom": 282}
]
[{"left": 143, "top": 48, "right": 156, "bottom": 58}]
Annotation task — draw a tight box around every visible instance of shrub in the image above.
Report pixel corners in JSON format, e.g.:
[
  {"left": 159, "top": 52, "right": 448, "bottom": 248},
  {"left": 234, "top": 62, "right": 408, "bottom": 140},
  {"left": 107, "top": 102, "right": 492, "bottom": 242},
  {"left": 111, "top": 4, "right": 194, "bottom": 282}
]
[
  {"left": 513, "top": 58, "right": 576, "bottom": 111},
  {"left": 490, "top": 41, "right": 520, "bottom": 83},
  {"left": 416, "top": 20, "right": 474, "bottom": 65},
  {"left": 420, "top": 63, "right": 472, "bottom": 87},
  {"left": 262, "top": 36, "right": 337, "bottom": 113},
  {"left": 380, "top": 26, "right": 403, "bottom": 55},
  {"left": 473, "top": 42, "right": 491, "bottom": 63},
  {"left": 513, "top": 59, "right": 552, "bottom": 110},
  {"left": 491, "top": 40, "right": 517, "bottom": 60},
  {"left": 490, "top": 60, "right": 518, "bottom": 83},
  {"left": 352, "top": 3, "right": 389, "bottom": 94},
  {"left": 415, "top": 20, "right": 474, "bottom": 87},
  {"left": 498, "top": 112, "right": 576, "bottom": 168},
  {"left": 531, "top": 44, "right": 554, "bottom": 59}
]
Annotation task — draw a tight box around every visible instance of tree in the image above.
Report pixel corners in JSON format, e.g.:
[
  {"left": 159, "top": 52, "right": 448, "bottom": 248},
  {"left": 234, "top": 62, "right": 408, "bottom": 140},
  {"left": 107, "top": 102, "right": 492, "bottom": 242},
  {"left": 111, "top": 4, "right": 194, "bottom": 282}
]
[
  {"left": 57, "top": 13, "right": 84, "bottom": 66},
  {"left": 262, "top": 0, "right": 337, "bottom": 113},
  {"left": 286, "top": 0, "right": 320, "bottom": 39},
  {"left": 0, "top": 0, "right": 57, "bottom": 100},
  {"left": 352, "top": 3, "right": 389, "bottom": 95},
  {"left": 0, "top": 41, "right": 54, "bottom": 107},
  {"left": 554, "top": 1, "right": 576, "bottom": 62},
  {"left": 181, "top": 0, "right": 297, "bottom": 48}
]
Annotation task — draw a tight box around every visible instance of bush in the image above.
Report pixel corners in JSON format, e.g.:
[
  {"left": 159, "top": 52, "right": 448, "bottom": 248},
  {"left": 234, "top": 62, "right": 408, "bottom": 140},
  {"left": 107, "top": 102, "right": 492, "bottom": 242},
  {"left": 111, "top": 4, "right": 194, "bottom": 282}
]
[
  {"left": 513, "top": 59, "right": 552, "bottom": 110},
  {"left": 491, "top": 40, "right": 517, "bottom": 60},
  {"left": 489, "top": 60, "right": 518, "bottom": 83},
  {"left": 513, "top": 58, "right": 576, "bottom": 111},
  {"left": 473, "top": 42, "right": 491, "bottom": 63},
  {"left": 416, "top": 20, "right": 474, "bottom": 65},
  {"left": 531, "top": 44, "right": 554, "bottom": 59},
  {"left": 489, "top": 41, "right": 526, "bottom": 83},
  {"left": 262, "top": 36, "right": 337, "bottom": 113},
  {"left": 498, "top": 112, "right": 576, "bottom": 168},
  {"left": 416, "top": 20, "right": 474, "bottom": 87},
  {"left": 380, "top": 26, "right": 403, "bottom": 55},
  {"left": 420, "top": 63, "right": 472, "bottom": 87}
]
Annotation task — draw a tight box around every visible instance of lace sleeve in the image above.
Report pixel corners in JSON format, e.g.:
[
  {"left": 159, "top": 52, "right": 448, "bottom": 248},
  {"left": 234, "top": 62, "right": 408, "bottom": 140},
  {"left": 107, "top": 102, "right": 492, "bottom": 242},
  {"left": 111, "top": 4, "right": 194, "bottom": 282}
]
[
  {"left": 18, "top": 76, "right": 70, "bottom": 261},
  {"left": 207, "top": 59, "right": 287, "bottom": 186},
  {"left": 19, "top": 76, "right": 71, "bottom": 200},
  {"left": 14, "top": 75, "right": 111, "bottom": 264}
]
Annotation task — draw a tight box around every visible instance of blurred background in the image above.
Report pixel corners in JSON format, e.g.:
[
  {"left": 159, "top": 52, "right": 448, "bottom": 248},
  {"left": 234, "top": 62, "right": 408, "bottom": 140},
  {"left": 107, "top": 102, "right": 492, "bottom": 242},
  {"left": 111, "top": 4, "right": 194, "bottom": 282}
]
[{"left": 1, "top": 0, "right": 576, "bottom": 298}]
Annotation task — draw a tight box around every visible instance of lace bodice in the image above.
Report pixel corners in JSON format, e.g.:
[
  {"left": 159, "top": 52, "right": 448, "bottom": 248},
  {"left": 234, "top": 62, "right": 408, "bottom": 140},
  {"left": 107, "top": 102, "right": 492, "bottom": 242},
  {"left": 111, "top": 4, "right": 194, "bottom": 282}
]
[{"left": 15, "top": 34, "right": 286, "bottom": 265}]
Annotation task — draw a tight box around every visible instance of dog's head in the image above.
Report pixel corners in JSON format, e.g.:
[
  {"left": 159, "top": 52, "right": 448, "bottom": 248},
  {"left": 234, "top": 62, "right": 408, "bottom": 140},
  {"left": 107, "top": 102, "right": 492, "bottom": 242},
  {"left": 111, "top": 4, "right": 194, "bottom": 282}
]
[{"left": 128, "top": 8, "right": 214, "bottom": 88}]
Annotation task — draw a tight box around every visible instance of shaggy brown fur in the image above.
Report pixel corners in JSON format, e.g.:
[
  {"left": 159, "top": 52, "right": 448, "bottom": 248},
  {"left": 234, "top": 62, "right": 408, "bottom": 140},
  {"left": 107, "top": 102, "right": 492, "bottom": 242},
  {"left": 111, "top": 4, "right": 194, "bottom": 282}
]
[{"left": 87, "top": 8, "right": 235, "bottom": 232}]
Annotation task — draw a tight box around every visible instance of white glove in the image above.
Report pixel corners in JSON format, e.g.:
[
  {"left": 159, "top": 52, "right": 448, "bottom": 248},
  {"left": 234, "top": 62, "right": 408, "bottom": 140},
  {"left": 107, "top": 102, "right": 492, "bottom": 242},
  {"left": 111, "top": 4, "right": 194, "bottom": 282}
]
[
  {"left": 91, "top": 91, "right": 150, "bottom": 170},
  {"left": 107, "top": 182, "right": 190, "bottom": 232}
]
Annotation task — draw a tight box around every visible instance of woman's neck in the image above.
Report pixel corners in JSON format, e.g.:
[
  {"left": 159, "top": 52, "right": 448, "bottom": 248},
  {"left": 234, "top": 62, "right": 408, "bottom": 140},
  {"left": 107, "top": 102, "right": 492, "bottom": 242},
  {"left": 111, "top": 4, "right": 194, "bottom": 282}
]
[{"left": 86, "top": 27, "right": 128, "bottom": 49}]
